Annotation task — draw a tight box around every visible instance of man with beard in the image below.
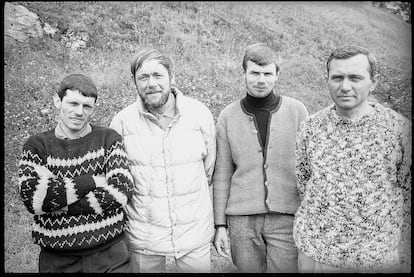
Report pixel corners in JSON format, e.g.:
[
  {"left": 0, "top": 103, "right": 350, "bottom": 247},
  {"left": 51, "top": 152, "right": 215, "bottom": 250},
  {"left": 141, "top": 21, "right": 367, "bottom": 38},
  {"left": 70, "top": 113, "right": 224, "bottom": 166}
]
[{"left": 110, "top": 48, "right": 216, "bottom": 273}]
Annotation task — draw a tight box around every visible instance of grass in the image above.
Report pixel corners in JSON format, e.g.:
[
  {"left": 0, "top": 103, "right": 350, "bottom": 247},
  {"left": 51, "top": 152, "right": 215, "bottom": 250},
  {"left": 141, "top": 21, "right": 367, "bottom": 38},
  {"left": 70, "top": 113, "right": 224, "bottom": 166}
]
[{"left": 4, "top": 1, "right": 411, "bottom": 273}]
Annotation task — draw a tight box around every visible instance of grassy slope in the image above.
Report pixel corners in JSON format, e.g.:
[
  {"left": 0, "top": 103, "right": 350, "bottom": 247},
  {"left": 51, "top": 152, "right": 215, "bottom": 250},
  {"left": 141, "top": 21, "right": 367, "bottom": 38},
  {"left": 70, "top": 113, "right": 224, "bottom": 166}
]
[{"left": 4, "top": 1, "right": 411, "bottom": 273}]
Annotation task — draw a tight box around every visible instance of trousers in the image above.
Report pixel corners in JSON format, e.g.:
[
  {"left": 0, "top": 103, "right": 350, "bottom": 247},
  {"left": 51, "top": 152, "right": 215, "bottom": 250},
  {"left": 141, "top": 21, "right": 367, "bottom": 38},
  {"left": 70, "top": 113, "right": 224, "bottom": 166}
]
[
  {"left": 129, "top": 242, "right": 211, "bottom": 273},
  {"left": 298, "top": 251, "right": 402, "bottom": 273},
  {"left": 38, "top": 237, "right": 130, "bottom": 273},
  {"left": 228, "top": 213, "right": 298, "bottom": 273}
]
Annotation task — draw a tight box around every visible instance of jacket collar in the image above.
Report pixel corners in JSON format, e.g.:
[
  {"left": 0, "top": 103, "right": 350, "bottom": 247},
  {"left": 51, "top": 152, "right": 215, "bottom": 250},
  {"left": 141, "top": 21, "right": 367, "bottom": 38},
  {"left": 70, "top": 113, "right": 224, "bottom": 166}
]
[{"left": 135, "top": 87, "right": 184, "bottom": 121}]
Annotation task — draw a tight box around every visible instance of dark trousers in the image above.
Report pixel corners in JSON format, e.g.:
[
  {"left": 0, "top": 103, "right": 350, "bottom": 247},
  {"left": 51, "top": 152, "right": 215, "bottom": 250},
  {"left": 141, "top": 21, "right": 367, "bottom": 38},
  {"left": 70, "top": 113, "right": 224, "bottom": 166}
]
[{"left": 39, "top": 237, "right": 130, "bottom": 273}]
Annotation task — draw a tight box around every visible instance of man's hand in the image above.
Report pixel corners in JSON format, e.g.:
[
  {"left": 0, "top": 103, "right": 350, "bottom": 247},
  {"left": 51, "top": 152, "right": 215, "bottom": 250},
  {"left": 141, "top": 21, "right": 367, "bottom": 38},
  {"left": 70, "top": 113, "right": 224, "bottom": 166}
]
[
  {"left": 213, "top": 226, "right": 230, "bottom": 258},
  {"left": 92, "top": 175, "right": 107, "bottom": 187}
]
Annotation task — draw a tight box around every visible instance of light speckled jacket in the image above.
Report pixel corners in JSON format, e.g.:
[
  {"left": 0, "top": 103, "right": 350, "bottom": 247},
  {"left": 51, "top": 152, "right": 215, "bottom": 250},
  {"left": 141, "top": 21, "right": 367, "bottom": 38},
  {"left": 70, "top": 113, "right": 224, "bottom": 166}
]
[
  {"left": 293, "top": 103, "right": 412, "bottom": 271},
  {"left": 109, "top": 89, "right": 216, "bottom": 257}
]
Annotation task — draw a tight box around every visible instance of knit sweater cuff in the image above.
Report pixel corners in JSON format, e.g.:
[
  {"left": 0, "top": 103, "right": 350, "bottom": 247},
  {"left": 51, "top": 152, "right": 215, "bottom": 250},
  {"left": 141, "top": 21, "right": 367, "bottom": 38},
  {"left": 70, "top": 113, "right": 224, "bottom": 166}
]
[{"left": 73, "top": 175, "right": 96, "bottom": 198}]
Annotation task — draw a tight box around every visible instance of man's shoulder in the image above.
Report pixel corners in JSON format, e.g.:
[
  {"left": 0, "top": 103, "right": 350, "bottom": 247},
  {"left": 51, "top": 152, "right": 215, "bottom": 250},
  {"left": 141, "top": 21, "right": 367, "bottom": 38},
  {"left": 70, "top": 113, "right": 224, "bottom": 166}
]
[
  {"left": 301, "top": 105, "right": 332, "bottom": 126},
  {"left": 376, "top": 103, "right": 409, "bottom": 122},
  {"left": 180, "top": 94, "right": 208, "bottom": 109},
  {"left": 374, "top": 103, "right": 411, "bottom": 131},
  {"left": 91, "top": 125, "right": 122, "bottom": 140},
  {"left": 24, "top": 129, "right": 55, "bottom": 146},
  {"left": 112, "top": 101, "right": 137, "bottom": 119},
  {"left": 179, "top": 94, "right": 214, "bottom": 119},
  {"left": 218, "top": 100, "right": 242, "bottom": 117}
]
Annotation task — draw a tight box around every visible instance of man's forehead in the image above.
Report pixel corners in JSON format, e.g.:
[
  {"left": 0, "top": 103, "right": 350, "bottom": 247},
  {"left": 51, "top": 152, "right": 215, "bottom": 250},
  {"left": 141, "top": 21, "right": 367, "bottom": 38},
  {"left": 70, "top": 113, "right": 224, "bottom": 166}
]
[
  {"left": 246, "top": 60, "right": 276, "bottom": 71},
  {"left": 63, "top": 89, "right": 95, "bottom": 101},
  {"left": 137, "top": 59, "right": 168, "bottom": 73},
  {"left": 330, "top": 55, "right": 371, "bottom": 74}
]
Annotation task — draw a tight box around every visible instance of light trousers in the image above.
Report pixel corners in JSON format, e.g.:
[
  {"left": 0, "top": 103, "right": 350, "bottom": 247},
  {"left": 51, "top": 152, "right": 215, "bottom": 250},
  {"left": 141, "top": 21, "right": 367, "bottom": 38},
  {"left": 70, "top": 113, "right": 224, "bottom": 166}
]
[
  {"left": 129, "top": 243, "right": 211, "bottom": 273},
  {"left": 228, "top": 213, "right": 298, "bottom": 273}
]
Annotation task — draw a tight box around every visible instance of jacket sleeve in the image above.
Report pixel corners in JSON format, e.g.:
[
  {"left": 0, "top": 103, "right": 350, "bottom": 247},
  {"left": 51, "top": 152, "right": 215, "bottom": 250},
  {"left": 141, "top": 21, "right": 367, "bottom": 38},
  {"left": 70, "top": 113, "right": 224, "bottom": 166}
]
[
  {"left": 295, "top": 119, "right": 311, "bottom": 200},
  {"left": 67, "top": 135, "right": 134, "bottom": 215},
  {"left": 200, "top": 108, "right": 217, "bottom": 186},
  {"left": 212, "top": 119, "right": 234, "bottom": 225},
  {"left": 18, "top": 141, "right": 97, "bottom": 215}
]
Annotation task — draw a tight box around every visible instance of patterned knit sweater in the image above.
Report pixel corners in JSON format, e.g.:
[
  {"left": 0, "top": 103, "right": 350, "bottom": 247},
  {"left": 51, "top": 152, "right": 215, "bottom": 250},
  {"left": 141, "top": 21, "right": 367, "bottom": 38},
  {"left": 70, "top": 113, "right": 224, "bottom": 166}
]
[
  {"left": 293, "top": 103, "right": 411, "bottom": 271},
  {"left": 18, "top": 125, "right": 134, "bottom": 253}
]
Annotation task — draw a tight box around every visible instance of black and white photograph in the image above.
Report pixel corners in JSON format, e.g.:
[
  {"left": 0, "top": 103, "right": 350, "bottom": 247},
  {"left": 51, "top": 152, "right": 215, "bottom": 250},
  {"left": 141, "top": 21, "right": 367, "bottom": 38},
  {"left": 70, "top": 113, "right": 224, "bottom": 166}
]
[{"left": 4, "top": 1, "right": 411, "bottom": 273}]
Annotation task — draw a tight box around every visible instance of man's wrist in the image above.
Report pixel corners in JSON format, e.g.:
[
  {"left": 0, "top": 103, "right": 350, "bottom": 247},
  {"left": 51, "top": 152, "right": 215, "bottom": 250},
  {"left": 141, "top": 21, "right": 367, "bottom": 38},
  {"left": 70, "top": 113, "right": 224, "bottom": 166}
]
[{"left": 214, "top": 224, "right": 228, "bottom": 229}]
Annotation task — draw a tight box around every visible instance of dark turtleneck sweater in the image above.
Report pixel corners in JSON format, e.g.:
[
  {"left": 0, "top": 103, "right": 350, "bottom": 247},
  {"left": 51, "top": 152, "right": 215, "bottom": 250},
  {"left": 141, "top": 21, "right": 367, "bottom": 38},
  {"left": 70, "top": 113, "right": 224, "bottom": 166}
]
[{"left": 241, "top": 92, "right": 280, "bottom": 150}]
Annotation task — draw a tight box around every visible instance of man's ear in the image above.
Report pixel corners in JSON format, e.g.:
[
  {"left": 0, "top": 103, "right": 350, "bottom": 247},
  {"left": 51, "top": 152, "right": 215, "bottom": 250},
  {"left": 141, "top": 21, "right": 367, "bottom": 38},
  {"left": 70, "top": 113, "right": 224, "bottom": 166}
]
[
  {"left": 170, "top": 74, "right": 176, "bottom": 86},
  {"left": 275, "top": 69, "right": 281, "bottom": 80},
  {"left": 53, "top": 94, "right": 61, "bottom": 109},
  {"left": 370, "top": 74, "right": 379, "bottom": 92}
]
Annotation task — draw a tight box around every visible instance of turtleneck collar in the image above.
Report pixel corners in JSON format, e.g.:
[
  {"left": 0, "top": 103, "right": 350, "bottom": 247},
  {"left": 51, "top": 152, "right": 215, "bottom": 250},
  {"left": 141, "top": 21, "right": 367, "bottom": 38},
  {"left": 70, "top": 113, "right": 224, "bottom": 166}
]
[{"left": 244, "top": 91, "right": 279, "bottom": 108}]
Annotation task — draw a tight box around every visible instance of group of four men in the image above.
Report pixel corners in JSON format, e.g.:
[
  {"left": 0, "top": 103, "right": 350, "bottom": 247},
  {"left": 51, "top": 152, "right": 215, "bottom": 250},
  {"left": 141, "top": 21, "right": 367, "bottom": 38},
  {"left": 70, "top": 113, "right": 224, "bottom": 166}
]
[{"left": 18, "top": 43, "right": 411, "bottom": 273}]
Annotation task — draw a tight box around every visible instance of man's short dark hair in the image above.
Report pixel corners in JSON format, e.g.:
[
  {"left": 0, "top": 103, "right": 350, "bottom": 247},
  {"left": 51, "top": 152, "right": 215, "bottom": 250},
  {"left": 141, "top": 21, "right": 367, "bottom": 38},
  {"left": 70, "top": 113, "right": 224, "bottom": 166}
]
[
  {"left": 326, "top": 45, "right": 378, "bottom": 80},
  {"left": 58, "top": 73, "right": 98, "bottom": 101},
  {"left": 242, "top": 43, "right": 280, "bottom": 73}
]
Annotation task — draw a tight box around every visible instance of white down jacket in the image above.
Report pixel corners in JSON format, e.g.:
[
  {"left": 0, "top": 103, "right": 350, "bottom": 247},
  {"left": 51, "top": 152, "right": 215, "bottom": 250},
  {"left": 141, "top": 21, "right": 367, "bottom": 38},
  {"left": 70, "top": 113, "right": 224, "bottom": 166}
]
[{"left": 109, "top": 89, "right": 216, "bottom": 257}]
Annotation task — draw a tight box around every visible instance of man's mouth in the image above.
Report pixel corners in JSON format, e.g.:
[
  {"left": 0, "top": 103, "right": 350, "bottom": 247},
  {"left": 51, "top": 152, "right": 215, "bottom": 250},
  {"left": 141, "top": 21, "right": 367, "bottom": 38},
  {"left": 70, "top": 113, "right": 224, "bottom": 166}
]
[{"left": 71, "top": 117, "right": 84, "bottom": 122}]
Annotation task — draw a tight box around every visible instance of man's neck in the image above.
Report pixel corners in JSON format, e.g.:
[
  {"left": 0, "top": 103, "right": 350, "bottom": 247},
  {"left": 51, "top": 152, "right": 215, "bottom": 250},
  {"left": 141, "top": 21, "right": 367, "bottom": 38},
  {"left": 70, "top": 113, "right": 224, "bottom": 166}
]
[
  {"left": 245, "top": 91, "right": 278, "bottom": 108},
  {"left": 335, "top": 102, "right": 375, "bottom": 119},
  {"left": 55, "top": 121, "right": 92, "bottom": 140},
  {"left": 148, "top": 93, "right": 176, "bottom": 119}
]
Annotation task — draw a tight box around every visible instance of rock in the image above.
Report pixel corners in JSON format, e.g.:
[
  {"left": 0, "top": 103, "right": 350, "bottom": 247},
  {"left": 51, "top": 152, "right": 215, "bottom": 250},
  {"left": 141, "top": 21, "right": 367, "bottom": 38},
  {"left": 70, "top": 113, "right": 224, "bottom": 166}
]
[
  {"left": 61, "top": 29, "right": 90, "bottom": 50},
  {"left": 40, "top": 108, "right": 51, "bottom": 116},
  {"left": 43, "top": 22, "right": 58, "bottom": 37},
  {"left": 4, "top": 3, "right": 43, "bottom": 42}
]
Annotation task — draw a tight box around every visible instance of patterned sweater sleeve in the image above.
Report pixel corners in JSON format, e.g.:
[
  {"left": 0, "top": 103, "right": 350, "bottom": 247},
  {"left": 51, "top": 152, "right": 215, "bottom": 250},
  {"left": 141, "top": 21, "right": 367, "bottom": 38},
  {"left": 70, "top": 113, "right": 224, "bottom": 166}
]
[
  {"left": 19, "top": 138, "right": 97, "bottom": 215},
  {"left": 68, "top": 134, "right": 134, "bottom": 215},
  {"left": 295, "top": 119, "right": 312, "bottom": 200}
]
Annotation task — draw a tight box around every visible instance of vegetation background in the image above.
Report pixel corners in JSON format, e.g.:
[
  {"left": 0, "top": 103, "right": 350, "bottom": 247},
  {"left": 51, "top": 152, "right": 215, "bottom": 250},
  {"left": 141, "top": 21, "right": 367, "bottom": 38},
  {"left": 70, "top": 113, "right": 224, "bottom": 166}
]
[{"left": 3, "top": 1, "right": 411, "bottom": 273}]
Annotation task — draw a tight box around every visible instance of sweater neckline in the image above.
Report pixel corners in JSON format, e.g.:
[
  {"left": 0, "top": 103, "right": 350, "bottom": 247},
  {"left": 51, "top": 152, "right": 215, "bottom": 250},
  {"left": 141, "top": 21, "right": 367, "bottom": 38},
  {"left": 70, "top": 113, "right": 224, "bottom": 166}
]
[
  {"left": 328, "top": 103, "right": 381, "bottom": 126},
  {"left": 50, "top": 124, "right": 100, "bottom": 144},
  {"left": 243, "top": 92, "right": 279, "bottom": 109}
]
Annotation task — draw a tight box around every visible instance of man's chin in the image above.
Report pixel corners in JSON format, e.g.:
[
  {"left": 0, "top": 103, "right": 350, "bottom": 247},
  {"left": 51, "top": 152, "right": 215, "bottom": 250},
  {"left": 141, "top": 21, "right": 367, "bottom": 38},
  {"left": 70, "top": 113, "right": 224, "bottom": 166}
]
[{"left": 142, "top": 95, "right": 169, "bottom": 110}]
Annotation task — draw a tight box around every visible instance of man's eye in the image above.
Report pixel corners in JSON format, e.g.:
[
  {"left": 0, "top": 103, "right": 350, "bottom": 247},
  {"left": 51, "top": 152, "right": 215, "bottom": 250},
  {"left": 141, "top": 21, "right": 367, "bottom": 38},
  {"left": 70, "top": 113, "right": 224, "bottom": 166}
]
[{"left": 138, "top": 76, "right": 148, "bottom": 81}]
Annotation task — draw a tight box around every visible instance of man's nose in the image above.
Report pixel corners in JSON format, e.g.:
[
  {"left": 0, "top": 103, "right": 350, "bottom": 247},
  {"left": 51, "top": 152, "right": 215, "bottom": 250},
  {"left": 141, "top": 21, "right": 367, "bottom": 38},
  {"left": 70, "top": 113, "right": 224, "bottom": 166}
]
[
  {"left": 257, "top": 73, "right": 265, "bottom": 83},
  {"left": 74, "top": 105, "right": 84, "bottom": 115},
  {"left": 340, "top": 78, "right": 352, "bottom": 91},
  {"left": 147, "top": 75, "right": 156, "bottom": 87}
]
